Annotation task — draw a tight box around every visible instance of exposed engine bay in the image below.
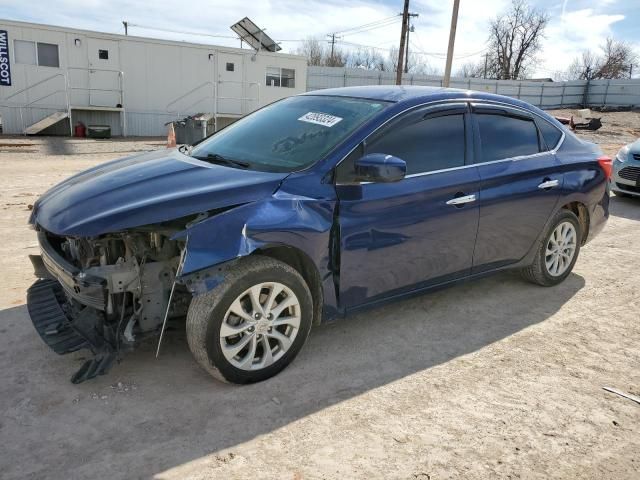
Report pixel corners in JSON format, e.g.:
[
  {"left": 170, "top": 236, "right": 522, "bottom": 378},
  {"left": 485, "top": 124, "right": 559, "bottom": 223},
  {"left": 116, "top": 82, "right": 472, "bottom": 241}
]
[{"left": 28, "top": 226, "right": 191, "bottom": 383}]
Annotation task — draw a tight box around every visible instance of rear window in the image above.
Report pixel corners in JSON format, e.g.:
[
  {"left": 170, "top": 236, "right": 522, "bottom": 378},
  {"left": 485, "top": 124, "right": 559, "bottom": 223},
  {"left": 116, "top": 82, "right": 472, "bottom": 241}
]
[
  {"left": 537, "top": 118, "right": 563, "bottom": 150},
  {"left": 476, "top": 113, "right": 540, "bottom": 162}
]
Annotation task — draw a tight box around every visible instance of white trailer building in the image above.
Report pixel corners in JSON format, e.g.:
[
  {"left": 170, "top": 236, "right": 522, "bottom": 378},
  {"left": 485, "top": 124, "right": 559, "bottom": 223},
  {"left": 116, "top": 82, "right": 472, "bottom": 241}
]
[{"left": 0, "top": 19, "right": 307, "bottom": 136}]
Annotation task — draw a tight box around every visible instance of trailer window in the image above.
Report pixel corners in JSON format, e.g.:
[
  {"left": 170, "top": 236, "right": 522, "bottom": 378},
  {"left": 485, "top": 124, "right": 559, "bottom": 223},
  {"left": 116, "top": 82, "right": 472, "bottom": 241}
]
[
  {"left": 14, "top": 40, "right": 36, "bottom": 65},
  {"left": 14, "top": 41, "right": 59, "bottom": 68},
  {"left": 266, "top": 67, "right": 281, "bottom": 87},
  {"left": 266, "top": 67, "right": 295, "bottom": 88},
  {"left": 98, "top": 49, "right": 109, "bottom": 60},
  {"left": 36, "top": 43, "right": 59, "bottom": 68}
]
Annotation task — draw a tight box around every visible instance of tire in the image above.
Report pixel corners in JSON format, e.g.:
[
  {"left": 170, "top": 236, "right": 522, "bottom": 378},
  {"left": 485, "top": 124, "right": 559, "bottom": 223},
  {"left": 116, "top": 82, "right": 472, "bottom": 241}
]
[
  {"left": 520, "top": 209, "right": 582, "bottom": 287},
  {"left": 186, "top": 256, "right": 313, "bottom": 384}
]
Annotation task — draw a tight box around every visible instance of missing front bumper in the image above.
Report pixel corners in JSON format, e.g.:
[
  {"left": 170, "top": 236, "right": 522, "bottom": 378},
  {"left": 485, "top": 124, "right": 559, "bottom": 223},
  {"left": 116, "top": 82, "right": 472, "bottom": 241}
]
[{"left": 26, "top": 279, "right": 116, "bottom": 383}]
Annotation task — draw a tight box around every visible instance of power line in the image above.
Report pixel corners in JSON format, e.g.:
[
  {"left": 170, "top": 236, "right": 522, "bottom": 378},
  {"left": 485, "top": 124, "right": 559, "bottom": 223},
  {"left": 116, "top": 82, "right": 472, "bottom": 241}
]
[
  {"left": 340, "top": 17, "right": 401, "bottom": 37},
  {"left": 340, "top": 39, "right": 487, "bottom": 59},
  {"left": 333, "top": 15, "right": 399, "bottom": 35}
]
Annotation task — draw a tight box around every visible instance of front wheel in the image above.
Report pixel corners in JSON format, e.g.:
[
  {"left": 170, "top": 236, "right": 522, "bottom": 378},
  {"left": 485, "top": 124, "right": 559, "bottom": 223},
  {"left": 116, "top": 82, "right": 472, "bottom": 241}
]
[
  {"left": 520, "top": 210, "right": 582, "bottom": 287},
  {"left": 186, "top": 256, "right": 313, "bottom": 384}
]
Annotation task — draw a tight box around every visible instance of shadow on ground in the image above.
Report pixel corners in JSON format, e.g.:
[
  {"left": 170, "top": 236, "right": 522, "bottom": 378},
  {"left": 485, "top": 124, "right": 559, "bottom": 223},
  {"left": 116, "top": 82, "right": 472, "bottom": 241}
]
[
  {"left": 610, "top": 194, "right": 640, "bottom": 221},
  {"left": 0, "top": 269, "right": 585, "bottom": 479}
]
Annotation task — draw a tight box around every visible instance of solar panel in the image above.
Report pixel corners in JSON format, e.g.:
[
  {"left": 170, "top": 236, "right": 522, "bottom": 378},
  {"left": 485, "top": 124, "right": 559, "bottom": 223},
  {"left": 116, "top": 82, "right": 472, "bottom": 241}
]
[{"left": 230, "top": 17, "right": 282, "bottom": 52}]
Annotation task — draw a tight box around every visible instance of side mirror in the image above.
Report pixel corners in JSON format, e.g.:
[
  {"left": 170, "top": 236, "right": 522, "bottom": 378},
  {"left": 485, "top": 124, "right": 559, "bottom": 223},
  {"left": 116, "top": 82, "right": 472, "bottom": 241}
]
[{"left": 353, "top": 153, "right": 406, "bottom": 183}]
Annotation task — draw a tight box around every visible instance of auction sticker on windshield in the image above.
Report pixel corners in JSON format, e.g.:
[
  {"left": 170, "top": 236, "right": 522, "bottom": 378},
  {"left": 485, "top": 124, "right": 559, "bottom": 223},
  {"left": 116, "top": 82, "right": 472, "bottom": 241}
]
[{"left": 298, "top": 112, "right": 343, "bottom": 127}]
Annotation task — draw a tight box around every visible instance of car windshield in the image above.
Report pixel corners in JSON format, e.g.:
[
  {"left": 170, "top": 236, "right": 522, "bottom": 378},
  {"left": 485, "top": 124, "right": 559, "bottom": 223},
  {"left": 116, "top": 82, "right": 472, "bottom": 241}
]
[{"left": 190, "top": 95, "right": 390, "bottom": 172}]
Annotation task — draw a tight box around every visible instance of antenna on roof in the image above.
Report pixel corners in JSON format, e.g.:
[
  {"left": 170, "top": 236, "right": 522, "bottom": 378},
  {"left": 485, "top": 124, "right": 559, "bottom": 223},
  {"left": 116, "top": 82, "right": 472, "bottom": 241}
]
[{"left": 230, "top": 17, "right": 281, "bottom": 53}]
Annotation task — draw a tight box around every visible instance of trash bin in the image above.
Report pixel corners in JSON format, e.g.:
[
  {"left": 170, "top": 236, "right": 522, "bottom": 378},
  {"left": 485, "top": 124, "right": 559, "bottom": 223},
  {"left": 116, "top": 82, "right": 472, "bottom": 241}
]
[
  {"left": 87, "top": 125, "right": 111, "bottom": 139},
  {"left": 168, "top": 114, "right": 215, "bottom": 145}
]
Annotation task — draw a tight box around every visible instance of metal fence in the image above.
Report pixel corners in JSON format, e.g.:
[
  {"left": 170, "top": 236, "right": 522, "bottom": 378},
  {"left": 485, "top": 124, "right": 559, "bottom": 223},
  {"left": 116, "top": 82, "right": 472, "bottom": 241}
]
[{"left": 307, "top": 66, "right": 640, "bottom": 109}]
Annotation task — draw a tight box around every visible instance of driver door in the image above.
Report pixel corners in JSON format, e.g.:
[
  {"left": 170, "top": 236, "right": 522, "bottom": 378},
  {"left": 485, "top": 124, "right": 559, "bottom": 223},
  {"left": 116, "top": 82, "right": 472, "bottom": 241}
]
[{"left": 335, "top": 103, "right": 480, "bottom": 309}]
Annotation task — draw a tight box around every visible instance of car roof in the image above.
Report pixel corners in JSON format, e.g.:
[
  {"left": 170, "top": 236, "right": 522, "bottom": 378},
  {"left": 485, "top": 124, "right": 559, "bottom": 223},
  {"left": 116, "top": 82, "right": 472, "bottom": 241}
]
[{"left": 302, "top": 85, "right": 534, "bottom": 110}]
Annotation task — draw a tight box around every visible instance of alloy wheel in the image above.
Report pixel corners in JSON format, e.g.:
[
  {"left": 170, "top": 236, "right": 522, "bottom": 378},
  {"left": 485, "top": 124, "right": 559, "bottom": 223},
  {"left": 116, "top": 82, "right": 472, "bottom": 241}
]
[
  {"left": 219, "top": 282, "right": 301, "bottom": 370},
  {"left": 545, "top": 221, "right": 577, "bottom": 277}
]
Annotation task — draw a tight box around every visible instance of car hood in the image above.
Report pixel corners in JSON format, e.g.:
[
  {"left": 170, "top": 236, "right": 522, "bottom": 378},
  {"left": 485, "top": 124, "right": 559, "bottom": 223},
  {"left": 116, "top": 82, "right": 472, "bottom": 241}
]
[
  {"left": 628, "top": 138, "right": 640, "bottom": 154},
  {"left": 31, "top": 149, "right": 289, "bottom": 237}
]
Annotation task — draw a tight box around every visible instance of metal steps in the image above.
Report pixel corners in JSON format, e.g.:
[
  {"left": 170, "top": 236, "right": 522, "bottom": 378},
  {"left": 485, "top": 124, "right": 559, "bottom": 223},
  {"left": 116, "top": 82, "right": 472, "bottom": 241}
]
[{"left": 24, "top": 111, "right": 69, "bottom": 135}]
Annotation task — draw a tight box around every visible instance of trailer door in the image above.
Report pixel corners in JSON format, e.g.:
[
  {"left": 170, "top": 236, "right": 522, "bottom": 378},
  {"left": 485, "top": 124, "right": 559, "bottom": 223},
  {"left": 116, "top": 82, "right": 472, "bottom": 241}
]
[
  {"left": 87, "top": 38, "right": 121, "bottom": 107},
  {"left": 216, "top": 52, "right": 244, "bottom": 115}
]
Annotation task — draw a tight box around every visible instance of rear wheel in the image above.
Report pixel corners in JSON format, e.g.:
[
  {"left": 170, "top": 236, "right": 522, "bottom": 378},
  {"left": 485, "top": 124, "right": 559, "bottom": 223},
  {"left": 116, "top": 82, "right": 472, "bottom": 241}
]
[
  {"left": 520, "top": 210, "right": 581, "bottom": 287},
  {"left": 186, "top": 256, "right": 313, "bottom": 384}
]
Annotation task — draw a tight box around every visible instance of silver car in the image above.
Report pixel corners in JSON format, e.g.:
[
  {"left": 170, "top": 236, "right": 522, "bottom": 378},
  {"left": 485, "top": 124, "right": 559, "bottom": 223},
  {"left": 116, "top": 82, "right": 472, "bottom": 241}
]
[{"left": 611, "top": 139, "right": 640, "bottom": 197}]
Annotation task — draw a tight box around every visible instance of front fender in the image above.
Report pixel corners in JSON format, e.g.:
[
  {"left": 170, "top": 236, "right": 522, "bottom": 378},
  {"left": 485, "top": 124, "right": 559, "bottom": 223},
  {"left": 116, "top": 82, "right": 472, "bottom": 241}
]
[{"left": 174, "top": 191, "right": 337, "bottom": 297}]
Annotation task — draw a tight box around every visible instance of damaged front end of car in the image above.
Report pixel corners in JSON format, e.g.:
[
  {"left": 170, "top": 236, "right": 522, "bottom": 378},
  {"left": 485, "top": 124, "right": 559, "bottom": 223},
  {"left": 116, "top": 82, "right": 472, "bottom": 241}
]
[{"left": 27, "top": 221, "right": 192, "bottom": 383}]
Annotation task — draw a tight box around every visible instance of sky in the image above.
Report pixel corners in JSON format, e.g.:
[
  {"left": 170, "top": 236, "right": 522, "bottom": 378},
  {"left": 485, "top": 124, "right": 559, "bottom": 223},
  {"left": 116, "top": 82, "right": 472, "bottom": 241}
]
[{"left": 0, "top": 0, "right": 638, "bottom": 79}]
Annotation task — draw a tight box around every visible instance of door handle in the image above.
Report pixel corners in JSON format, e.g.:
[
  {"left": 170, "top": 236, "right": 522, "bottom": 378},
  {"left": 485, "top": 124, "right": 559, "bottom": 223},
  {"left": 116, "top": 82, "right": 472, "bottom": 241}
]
[
  {"left": 538, "top": 179, "right": 559, "bottom": 190},
  {"left": 446, "top": 194, "right": 476, "bottom": 206}
]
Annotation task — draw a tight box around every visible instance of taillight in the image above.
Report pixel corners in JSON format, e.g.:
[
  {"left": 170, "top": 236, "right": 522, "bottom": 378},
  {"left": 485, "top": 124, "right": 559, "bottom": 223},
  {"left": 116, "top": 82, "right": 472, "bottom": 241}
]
[{"left": 597, "top": 155, "right": 612, "bottom": 180}]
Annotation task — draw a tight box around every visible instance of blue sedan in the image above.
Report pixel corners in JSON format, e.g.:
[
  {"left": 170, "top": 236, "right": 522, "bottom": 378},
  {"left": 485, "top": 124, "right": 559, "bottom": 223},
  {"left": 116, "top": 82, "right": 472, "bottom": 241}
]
[{"left": 27, "top": 86, "right": 610, "bottom": 384}]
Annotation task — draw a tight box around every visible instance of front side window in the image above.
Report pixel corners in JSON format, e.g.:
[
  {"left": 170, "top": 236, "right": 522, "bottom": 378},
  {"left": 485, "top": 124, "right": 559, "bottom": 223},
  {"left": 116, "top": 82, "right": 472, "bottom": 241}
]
[
  {"left": 366, "top": 114, "right": 466, "bottom": 175},
  {"left": 190, "top": 95, "right": 389, "bottom": 173},
  {"left": 266, "top": 67, "right": 295, "bottom": 88},
  {"left": 476, "top": 113, "right": 540, "bottom": 162}
]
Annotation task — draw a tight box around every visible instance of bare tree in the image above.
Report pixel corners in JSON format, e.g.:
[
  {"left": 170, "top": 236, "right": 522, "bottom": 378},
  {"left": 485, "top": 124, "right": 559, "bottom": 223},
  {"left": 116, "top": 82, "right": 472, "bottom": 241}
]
[
  {"left": 386, "top": 46, "right": 400, "bottom": 73},
  {"left": 567, "top": 38, "right": 637, "bottom": 80},
  {"left": 346, "top": 48, "right": 386, "bottom": 70},
  {"left": 326, "top": 47, "right": 347, "bottom": 67},
  {"left": 567, "top": 50, "right": 598, "bottom": 80},
  {"left": 487, "top": 0, "right": 549, "bottom": 80},
  {"left": 456, "top": 61, "right": 485, "bottom": 78},
  {"left": 296, "top": 37, "right": 325, "bottom": 66}
]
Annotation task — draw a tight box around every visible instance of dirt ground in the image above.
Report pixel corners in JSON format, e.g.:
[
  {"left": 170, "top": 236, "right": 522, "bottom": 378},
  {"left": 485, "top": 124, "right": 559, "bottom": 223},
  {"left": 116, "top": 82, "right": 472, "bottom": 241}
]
[{"left": 0, "top": 113, "right": 639, "bottom": 480}]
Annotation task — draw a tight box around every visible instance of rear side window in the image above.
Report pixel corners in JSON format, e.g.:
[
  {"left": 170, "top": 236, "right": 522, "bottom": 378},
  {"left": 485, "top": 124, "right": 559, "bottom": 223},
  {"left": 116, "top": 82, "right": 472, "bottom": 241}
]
[
  {"left": 367, "top": 114, "right": 465, "bottom": 175},
  {"left": 476, "top": 113, "right": 540, "bottom": 162},
  {"left": 537, "top": 118, "right": 563, "bottom": 150}
]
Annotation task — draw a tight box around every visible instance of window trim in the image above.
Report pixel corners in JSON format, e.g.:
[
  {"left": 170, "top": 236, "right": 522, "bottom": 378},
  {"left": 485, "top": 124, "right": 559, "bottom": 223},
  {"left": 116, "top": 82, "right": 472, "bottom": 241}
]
[{"left": 334, "top": 98, "right": 565, "bottom": 185}]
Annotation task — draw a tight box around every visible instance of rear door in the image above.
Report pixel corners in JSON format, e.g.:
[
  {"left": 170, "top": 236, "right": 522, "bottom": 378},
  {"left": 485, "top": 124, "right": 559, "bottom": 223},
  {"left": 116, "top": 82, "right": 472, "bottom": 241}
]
[
  {"left": 336, "top": 103, "right": 480, "bottom": 308},
  {"left": 471, "top": 104, "right": 563, "bottom": 272}
]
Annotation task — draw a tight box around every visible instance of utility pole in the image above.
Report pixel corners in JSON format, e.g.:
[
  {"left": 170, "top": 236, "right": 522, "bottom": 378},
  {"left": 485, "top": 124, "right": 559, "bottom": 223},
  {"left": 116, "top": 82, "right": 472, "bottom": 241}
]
[
  {"left": 630, "top": 63, "right": 634, "bottom": 79},
  {"left": 403, "top": 13, "right": 419, "bottom": 74},
  {"left": 483, "top": 53, "right": 488, "bottom": 79},
  {"left": 122, "top": 21, "right": 128, "bottom": 36},
  {"left": 442, "top": 0, "right": 460, "bottom": 87},
  {"left": 327, "top": 33, "right": 338, "bottom": 66},
  {"left": 396, "top": 0, "right": 410, "bottom": 85}
]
